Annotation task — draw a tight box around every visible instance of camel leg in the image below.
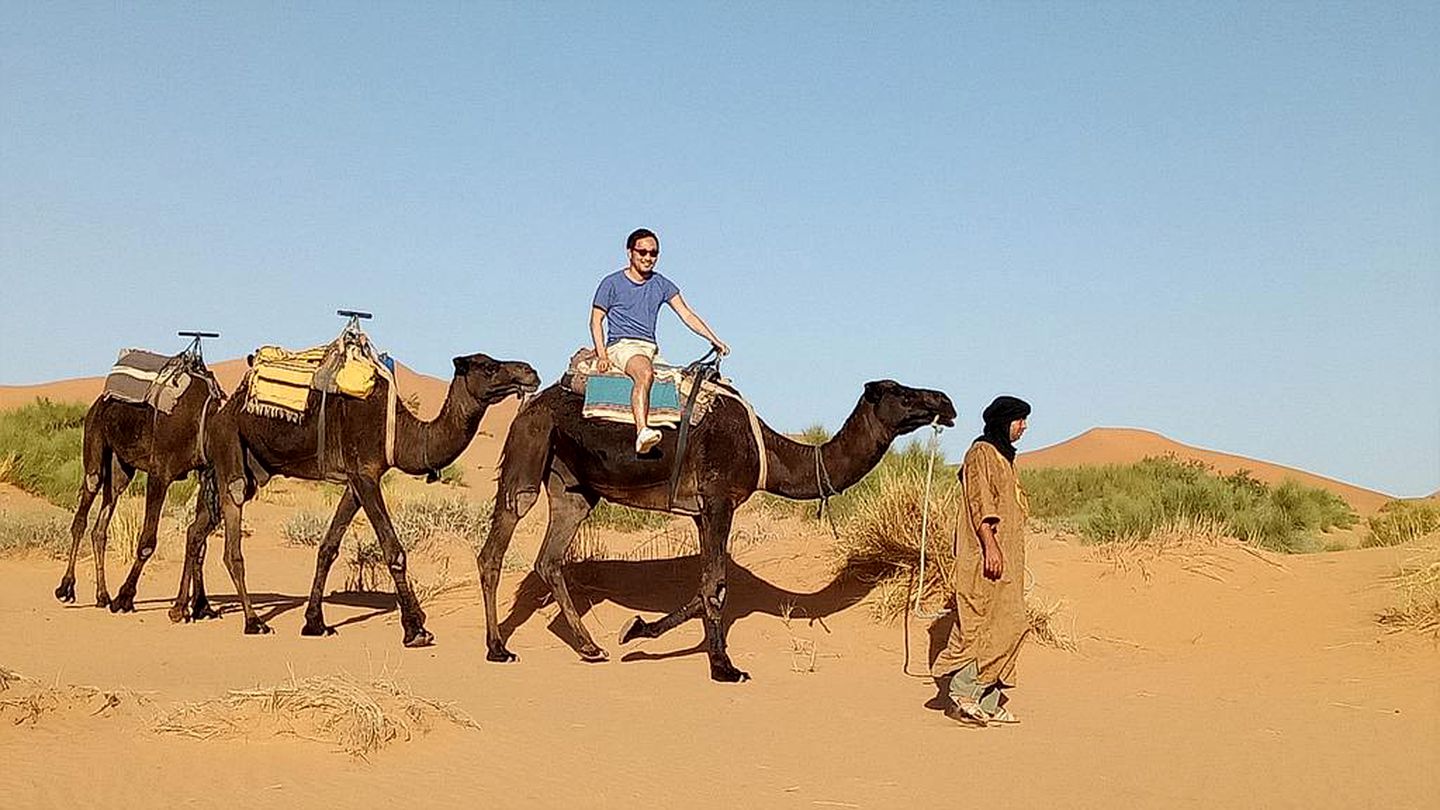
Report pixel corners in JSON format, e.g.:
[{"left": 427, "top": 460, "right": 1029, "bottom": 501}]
[
  {"left": 111, "top": 472, "right": 169, "bottom": 612},
  {"left": 618, "top": 595, "right": 704, "bottom": 644},
  {"left": 216, "top": 472, "right": 268, "bottom": 635},
  {"left": 170, "top": 471, "right": 221, "bottom": 623},
  {"left": 88, "top": 462, "right": 132, "bottom": 608},
  {"left": 300, "top": 486, "right": 362, "bottom": 636},
  {"left": 534, "top": 480, "right": 603, "bottom": 661},
  {"left": 477, "top": 411, "right": 550, "bottom": 662},
  {"left": 57, "top": 445, "right": 107, "bottom": 603},
  {"left": 186, "top": 469, "right": 222, "bottom": 621},
  {"left": 696, "top": 504, "right": 747, "bottom": 682},
  {"left": 351, "top": 474, "right": 432, "bottom": 648}
]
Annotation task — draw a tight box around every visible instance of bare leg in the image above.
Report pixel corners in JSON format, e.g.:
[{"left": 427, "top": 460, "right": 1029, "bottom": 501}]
[
  {"left": 626, "top": 354, "right": 654, "bottom": 443},
  {"left": 533, "top": 479, "right": 602, "bottom": 660},
  {"left": 351, "top": 474, "right": 431, "bottom": 647},
  {"left": 111, "top": 472, "right": 169, "bottom": 612},
  {"left": 300, "top": 486, "right": 361, "bottom": 636}
]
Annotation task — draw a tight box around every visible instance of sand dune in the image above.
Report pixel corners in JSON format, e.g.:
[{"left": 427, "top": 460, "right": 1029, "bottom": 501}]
[{"left": 1019, "top": 427, "right": 1393, "bottom": 514}]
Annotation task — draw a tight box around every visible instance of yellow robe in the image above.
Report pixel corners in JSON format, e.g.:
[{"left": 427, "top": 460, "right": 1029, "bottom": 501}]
[{"left": 931, "top": 440, "right": 1029, "bottom": 686}]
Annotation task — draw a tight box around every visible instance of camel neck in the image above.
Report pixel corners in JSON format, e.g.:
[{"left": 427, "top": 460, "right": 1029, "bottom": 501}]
[
  {"left": 759, "top": 401, "right": 893, "bottom": 500},
  {"left": 393, "top": 375, "right": 487, "bottom": 475}
]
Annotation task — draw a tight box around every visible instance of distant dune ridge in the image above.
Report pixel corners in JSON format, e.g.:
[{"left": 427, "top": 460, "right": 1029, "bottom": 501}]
[
  {"left": 0, "top": 367, "right": 1399, "bottom": 514},
  {"left": 1018, "top": 427, "right": 1392, "bottom": 514}
]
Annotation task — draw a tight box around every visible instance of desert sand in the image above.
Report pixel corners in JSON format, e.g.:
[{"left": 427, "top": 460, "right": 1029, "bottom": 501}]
[{"left": 0, "top": 370, "right": 1435, "bottom": 809}]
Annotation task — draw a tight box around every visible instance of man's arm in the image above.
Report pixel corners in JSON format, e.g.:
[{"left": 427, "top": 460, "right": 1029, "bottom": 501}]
[
  {"left": 590, "top": 306, "right": 611, "bottom": 372},
  {"left": 668, "top": 294, "right": 729, "bottom": 355}
]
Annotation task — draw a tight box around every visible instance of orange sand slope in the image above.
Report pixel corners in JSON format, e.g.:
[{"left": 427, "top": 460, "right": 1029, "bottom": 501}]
[{"left": 1020, "top": 427, "right": 1393, "bottom": 514}]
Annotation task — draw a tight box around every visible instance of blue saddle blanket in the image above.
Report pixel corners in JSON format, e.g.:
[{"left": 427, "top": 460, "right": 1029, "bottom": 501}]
[{"left": 582, "top": 374, "right": 683, "bottom": 427}]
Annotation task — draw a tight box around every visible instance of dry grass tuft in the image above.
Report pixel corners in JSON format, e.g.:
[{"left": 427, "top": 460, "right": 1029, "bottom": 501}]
[
  {"left": 0, "top": 667, "right": 149, "bottom": 725},
  {"left": 152, "top": 670, "right": 479, "bottom": 757},
  {"left": 1025, "top": 596, "right": 1079, "bottom": 651},
  {"left": 830, "top": 466, "right": 962, "bottom": 621},
  {"left": 1377, "top": 548, "right": 1440, "bottom": 639}
]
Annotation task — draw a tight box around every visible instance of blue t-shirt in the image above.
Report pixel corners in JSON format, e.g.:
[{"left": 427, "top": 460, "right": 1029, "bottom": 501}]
[{"left": 592, "top": 270, "right": 680, "bottom": 345}]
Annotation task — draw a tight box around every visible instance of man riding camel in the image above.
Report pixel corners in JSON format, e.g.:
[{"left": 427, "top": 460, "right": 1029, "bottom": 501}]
[{"left": 590, "top": 227, "right": 729, "bottom": 454}]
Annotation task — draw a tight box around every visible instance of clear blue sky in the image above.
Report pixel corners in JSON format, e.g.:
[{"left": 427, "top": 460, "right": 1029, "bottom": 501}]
[{"left": 2, "top": 2, "right": 1436, "bottom": 497}]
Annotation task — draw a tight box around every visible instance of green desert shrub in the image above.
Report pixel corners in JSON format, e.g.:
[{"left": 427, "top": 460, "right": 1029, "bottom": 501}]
[
  {"left": 1021, "top": 456, "right": 1356, "bottom": 552},
  {"left": 0, "top": 512, "right": 71, "bottom": 558},
  {"left": 0, "top": 399, "right": 87, "bottom": 507},
  {"left": 1364, "top": 500, "right": 1440, "bottom": 548},
  {"left": 282, "top": 510, "right": 332, "bottom": 547}
]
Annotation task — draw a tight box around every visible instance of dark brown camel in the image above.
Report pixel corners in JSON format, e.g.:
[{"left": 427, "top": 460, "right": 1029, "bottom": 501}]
[
  {"left": 477, "top": 378, "right": 956, "bottom": 681},
  {"left": 171, "top": 352, "right": 538, "bottom": 648},
  {"left": 55, "top": 357, "right": 225, "bottom": 615}
]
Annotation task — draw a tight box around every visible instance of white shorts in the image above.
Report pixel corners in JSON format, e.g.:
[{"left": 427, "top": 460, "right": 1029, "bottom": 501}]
[{"left": 606, "top": 338, "right": 664, "bottom": 373}]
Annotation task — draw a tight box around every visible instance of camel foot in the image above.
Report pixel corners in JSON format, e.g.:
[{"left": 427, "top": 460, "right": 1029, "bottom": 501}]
[
  {"left": 168, "top": 604, "right": 188, "bottom": 624},
  {"left": 95, "top": 591, "right": 111, "bottom": 609},
  {"left": 710, "top": 663, "right": 751, "bottom": 683},
  {"left": 578, "top": 643, "right": 609, "bottom": 663},
  {"left": 618, "top": 616, "right": 649, "bottom": 644},
  {"left": 301, "top": 621, "right": 337, "bottom": 637},
  {"left": 109, "top": 589, "right": 137, "bottom": 614},
  {"left": 190, "top": 599, "right": 221, "bottom": 621},
  {"left": 486, "top": 643, "right": 517, "bottom": 663},
  {"left": 403, "top": 628, "right": 435, "bottom": 648},
  {"left": 55, "top": 579, "right": 76, "bottom": 603},
  {"left": 243, "top": 618, "right": 273, "bottom": 635}
]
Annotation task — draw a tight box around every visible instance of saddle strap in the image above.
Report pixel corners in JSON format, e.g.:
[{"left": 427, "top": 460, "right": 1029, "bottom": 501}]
[{"left": 667, "top": 364, "right": 718, "bottom": 509}]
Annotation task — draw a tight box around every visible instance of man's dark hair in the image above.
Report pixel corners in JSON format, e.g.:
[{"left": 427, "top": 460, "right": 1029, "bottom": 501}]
[{"left": 626, "top": 228, "right": 659, "bottom": 251}]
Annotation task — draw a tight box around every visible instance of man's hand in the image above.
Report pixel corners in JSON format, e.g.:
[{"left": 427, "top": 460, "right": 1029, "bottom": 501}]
[
  {"left": 981, "top": 539, "right": 1005, "bottom": 581},
  {"left": 713, "top": 340, "right": 730, "bottom": 357},
  {"left": 595, "top": 348, "right": 611, "bottom": 373},
  {"left": 979, "top": 520, "right": 1004, "bottom": 581}
]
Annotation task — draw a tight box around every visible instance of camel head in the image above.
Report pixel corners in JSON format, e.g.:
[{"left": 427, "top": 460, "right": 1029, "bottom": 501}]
[
  {"left": 453, "top": 354, "right": 541, "bottom": 405},
  {"left": 862, "top": 379, "right": 957, "bottom": 435}
]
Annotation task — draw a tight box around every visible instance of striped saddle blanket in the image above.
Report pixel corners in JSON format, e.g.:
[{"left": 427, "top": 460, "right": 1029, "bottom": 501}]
[
  {"left": 102, "top": 349, "right": 219, "bottom": 414},
  {"left": 567, "top": 349, "right": 721, "bottom": 428},
  {"left": 243, "top": 343, "right": 386, "bottom": 423}
]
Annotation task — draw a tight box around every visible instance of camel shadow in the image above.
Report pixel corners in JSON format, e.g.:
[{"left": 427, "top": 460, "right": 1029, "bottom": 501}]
[
  {"left": 110, "top": 590, "right": 399, "bottom": 630},
  {"left": 498, "top": 555, "right": 888, "bottom": 661}
]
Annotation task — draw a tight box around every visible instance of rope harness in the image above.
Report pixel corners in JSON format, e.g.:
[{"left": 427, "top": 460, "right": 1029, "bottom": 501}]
[{"left": 666, "top": 347, "right": 723, "bottom": 511}]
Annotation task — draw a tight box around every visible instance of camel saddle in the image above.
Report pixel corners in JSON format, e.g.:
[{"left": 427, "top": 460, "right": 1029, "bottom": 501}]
[
  {"left": 242, "top": 342, "right": 387, "bottom": 423},
  {"left": 564, "top": 348, "right": 722, "bottom": 428},
  {"left": 102, "top": 348, "right": 223, "bottom": 415}
]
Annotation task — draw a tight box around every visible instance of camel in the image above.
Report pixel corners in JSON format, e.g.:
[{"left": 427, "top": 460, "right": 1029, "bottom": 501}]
[
  {"left": 171, "top": 352, "right": 539, "bottom": 649},
  {"left": 477, "top": 377, "right": 956, "bottom": 681},
  {"left": 55, "top": 337, "right": 225, "bottom": 615}
]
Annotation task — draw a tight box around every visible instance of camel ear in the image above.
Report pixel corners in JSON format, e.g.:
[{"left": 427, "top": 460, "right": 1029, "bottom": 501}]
[
  {"left": 452, "top": 355, "right": 469, "bottom": 373},
  {"left": 863, "top": 380, "right": 894, "bottom": 403}
]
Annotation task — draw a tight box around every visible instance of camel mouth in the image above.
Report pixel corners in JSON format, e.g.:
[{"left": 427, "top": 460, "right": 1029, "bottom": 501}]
[
  {"left": 937, "top": 413, "right": 956, "bottom": 428},
  {"left": 488, "top": 380, "right": 540, "bottom": 401}
]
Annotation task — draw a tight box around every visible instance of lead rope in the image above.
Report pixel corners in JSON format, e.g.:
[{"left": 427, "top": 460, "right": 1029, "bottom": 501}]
[
  {"left": 903, "top": 418, "right": 948, "bottom": 678},
  {"left": 813, "top": 444, "right": 840, "bottom": 539}
]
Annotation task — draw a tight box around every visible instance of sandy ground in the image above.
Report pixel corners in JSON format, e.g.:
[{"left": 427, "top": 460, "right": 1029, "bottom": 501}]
[
  {"left": 1, "top": 370, "right": 1433, "bottom": 807},
  {"left": 1, "top": 476, "right": 1435, "bottom": 809}
]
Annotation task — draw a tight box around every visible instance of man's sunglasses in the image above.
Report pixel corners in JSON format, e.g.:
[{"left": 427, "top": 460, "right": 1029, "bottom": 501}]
[{"left": 630, "top": 248, "right": 659, "bottom": 258}]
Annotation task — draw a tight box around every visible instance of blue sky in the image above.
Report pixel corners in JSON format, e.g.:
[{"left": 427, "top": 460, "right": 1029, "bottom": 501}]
[{"left": 2, "top": 2, "right": 1436, "bottom": 496}]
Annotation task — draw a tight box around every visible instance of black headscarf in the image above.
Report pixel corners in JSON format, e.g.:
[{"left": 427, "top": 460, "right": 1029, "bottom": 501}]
[{"left": 974, "top": 395, "right": 1031, "bottom": 464}]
